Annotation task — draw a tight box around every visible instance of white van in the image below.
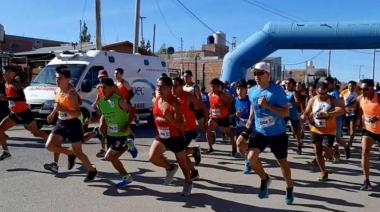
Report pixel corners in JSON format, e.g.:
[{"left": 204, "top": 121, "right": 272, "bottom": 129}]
[{"left": 24, "top": 50, "right": 167, "bottom": 125}]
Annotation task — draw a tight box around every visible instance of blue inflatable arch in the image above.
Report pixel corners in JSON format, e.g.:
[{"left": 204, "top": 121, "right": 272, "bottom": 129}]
[{"left": 221, "top": 22, "right": 380, "bottom": 83}]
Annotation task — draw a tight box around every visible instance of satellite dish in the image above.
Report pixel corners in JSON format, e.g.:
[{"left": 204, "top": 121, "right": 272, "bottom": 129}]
[
  {"left": 207, "top": 35, "right": 215, "bottom": 44},
  {"left": 167, "top": 46, "right": 175, "bottom": 55}
]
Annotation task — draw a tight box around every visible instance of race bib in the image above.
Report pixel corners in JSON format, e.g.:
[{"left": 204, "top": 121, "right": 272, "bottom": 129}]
[
  {"left": 158, "top": 127, "right": 171, "bottom": 139},
  {"left": 287, "top": 102, "right": 293, "bottom": 109},
  {"left": 314, "top": 118, "right": 326, "bottom": 128},
  {"left": 211, "top": 109, "right": 221, "bottom": 117},
  {"left": 364, "top": 116, "right": 376, "bottom": 127},
  {"left": 108, "top": 124, "right": 119, "bottom": 133},
  {"left": 258, "top": 116, "right": 275, "bottom": 128},
  {"left": 58, "top": 111, "right": 70, "bottom": 120},
  {"left": 346, "top": 107, "right": 355, "bottom": 116},
  {"left": 9, "top": 101, "right": 15, "bottom": 108}
]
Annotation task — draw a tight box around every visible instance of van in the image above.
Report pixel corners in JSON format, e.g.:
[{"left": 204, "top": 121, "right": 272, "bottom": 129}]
[{"left": 24, "top": 50, "right": 168, "bottom": 125}]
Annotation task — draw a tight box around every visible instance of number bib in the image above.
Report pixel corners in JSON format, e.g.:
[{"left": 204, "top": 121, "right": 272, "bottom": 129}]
[
  {"left": 211, "top": 109, "right": 221, "bottom": 117},
  {"left": 364, "top": 116, "right": 376, "bottom": 127},
  {"left": 108, "top": 124, "right": 119, "bottom": 133},
  {"left": 346, "top": 107, "right": 355, "bottom": 116},
  {"left": 9, "top": 101, "right": 15, "bottom": 108},
  {"left": 58, "top": 111, "right": 72, "bottom": 120},
  {"left": 314, "top": 118, "right": 326, "bottom": 128},
  {"left": 158, "top": 127, "right": 171, "bottom": 139},
  {"left": 258, "top": 116, "right": 275, "bottom": 128}
]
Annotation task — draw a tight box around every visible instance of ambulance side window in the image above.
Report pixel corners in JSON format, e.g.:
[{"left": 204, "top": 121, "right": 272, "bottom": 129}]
[{"left": 84, "top": 66, "right": 104, "bottom": 88}]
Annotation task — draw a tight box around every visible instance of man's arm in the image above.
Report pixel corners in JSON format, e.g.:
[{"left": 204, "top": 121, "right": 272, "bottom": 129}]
[{"left": 119, "top": 99, "right": 136, "bottom": 130}]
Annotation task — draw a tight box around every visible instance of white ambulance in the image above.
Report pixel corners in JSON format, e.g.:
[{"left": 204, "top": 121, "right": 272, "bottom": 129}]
[{"left": 24, "top": 50, "right": 167, "bottom": 125}]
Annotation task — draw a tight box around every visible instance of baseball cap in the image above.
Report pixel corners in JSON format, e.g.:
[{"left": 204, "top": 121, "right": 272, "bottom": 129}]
[
  {"left": 98, "top": 70, "right": 108, "bottom": 78},
  {"left": 253, "top": 62, "right": 270, "bottom": 73}
]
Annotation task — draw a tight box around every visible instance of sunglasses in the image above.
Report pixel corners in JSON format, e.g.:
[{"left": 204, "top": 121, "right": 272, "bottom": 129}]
[
  {"left": 360, "top": 87, "right": 371, "bottom": 91},
  {"left": 253, "top": 71, "right": 265, "bottom": 76}
]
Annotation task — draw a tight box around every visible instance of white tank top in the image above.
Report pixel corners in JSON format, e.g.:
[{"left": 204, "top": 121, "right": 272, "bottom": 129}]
[
  {"left": 183, "top": 83, "right": 196, "bottom": 96},
  {"left": 312, "top": 97, "right": 332, "bottom": 114}
]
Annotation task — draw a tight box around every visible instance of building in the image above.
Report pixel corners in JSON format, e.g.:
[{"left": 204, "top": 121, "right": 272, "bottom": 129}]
[
  {"left": 283, "top": 61, "right": 327, "bottom": 84},
  {"left": 0, "top": 34, "right": 66, "bottom": 53}
]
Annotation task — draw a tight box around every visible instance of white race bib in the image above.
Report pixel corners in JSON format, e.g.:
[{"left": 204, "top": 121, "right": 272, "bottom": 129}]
[
  {"left": 108, "top": 124, "right": 119, "bottom": 133},
  {"left": 211, "top": 109, "right": 221, "bottom": 117},
  {"left": 58, "top": 111, "right": 71, "bottom": 120},
  {"left": 158, "top": 127, "right": 171, "bottom": 139},
  {"left": 258, "top": 116, "right": 275, "bottom": 128},
  {"left": 314, "top": 118, "right": 326, "bottom": 128},
  {"left": 364, "top": 116, "right": 376, "bottom": 127},
  {"left": 9, "top": 101, "right": 15, "bottom": 108},
  {"left": 346, "top": 107, "right": 355, "bottom": 116}
]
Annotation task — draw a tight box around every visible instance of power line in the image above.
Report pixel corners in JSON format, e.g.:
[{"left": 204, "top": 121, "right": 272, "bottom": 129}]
[
  {"left": 154, "top": 0, "right": 181, "bottom": 41},
  {"left": 281, "top": 50, "right": 326, "bottom": 66},
  {"left": 242, "top": 0, "right": 302, "bottom": 22}
]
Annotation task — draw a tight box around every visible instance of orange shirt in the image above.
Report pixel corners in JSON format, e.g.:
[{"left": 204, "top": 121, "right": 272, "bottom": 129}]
[
  {"left": 153, "top": 97, "right": 183, "bottom": 139},
  {"left": 5, "top": 83, "right": 29, "bottom": 113},
  {"left": 117, "top": 80, "right": 130, "bottom": 100},
  {"left": 209, "top": 93, "right": 229, "bottom": 119},
  {"left": 309, "top": 96, "right": 336, "bottom": 135},
  {"left": 359, "top": 94, "right": 380, "bottom": 134},
  {"left": 177, "top": 92, "right": 197, "bottom": 131},
  {"left": 55, "top": 86, "right": 80, "bottom": 120}
]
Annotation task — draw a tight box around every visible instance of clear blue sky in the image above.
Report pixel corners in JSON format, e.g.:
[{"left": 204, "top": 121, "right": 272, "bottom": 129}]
[{"left": 1, "top": 0, "right": 380, "bottom": 82}]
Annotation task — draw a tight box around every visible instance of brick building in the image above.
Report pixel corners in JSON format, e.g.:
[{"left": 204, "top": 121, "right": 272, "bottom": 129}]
[{"left": 0, "top": 34, "right": 66, "bottom": 53}]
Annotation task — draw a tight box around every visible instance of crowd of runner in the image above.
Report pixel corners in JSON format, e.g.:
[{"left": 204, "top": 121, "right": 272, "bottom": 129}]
[{"left": 1, "top": 62, "right": 380, "bottom": 204}]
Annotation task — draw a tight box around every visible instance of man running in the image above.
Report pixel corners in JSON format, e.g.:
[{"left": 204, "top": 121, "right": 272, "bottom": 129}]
[
  {"left": 303, "top": 81, "right": 344, "bottom": 181},
  {"left": 247, "top": 62, "right": 294, "bottom": 204},
  {"left": 340, "top": 81, "right": 358, "bottom": 146},
  {"left": 357, "top": 79, "right": 380, "bottom": 190},
  {"left": 45, "top": 66, "right": 97, "bottom": 182},
  {"left": 206, "top": 78, "right": 235, "bottom": 155},
  {"left": 97, "top": 78, "right": 137, "bottom": 188},
  {"left": 183, "top": 70, "right": 201, "bottom": 99},
  {"left": 0, "top": 65, "right": 48, "bottom": 160},
  {"left": 149, "top": 76, "right": 193, "bottom": 196},
  {"left": 114, "top": 68, "right": 134, "bottom": 101}
]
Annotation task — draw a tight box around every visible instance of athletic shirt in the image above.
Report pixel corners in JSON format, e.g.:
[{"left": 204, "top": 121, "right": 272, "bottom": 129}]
[
  {"left": 340, "top": 89, "right": 357, "bottom": 116},
  {"left": 209, "top": 93, "right": 229, "bottom": 119},
  {"left": 285, "top": 90, "right": 300, "bottom": 120},
  {"left": 329, "top": 90, "right": 343, "bottom": 123},
  {"left": 117, "top": 80, "right": 130, "bottom": 100},
  {"left": 359, "top": 94, "right": 380, "bottom": 134},
  {"left": 201, "top": 92, "right": 210, "bottom": 109},
  {"left": 183, "top": 83, "right": 196, "bottom": 96},
  {"left": 97, "top": 94, "right": 130, "bottom": 137},
  {"left": 177, "top": 92, "right": 197, "bottom": 131},
  {"left": 96, "top": 84, "right": 104, "bottom": 99},
  {"left": 55, "top": 86, "right": 80, "bottom": 120},
  {"left": 248, "top": 84, "right": 287, "bottom": 136},
  {"left": 234, "top": 96, "right": 251, "bottom": 128},
  {"left": 309, "top": 97, "right": 336, "bottom": 135},
  {"left": 5, "top": 82, "right": 28, "bottom": 113},
  {"left": 153, "top": 97, "right": 183, "bottom": 139}
]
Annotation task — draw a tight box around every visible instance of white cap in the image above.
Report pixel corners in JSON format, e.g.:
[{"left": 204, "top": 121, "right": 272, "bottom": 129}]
[{"left": 253, "top": 62, "right": 270, "bottom": 73}]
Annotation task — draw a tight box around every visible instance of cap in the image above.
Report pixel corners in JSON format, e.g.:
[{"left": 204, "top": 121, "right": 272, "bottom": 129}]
[
  {"left": 253, "top": 62, "right": 270, "bottom": 73},
  {"left": 98, "top": 70, "right": 108, "bottom": 78}
]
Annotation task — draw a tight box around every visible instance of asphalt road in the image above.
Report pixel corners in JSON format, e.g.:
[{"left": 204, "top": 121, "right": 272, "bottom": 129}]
[{"left": 1, "top": 124, "right": 380, "bottom": 212}]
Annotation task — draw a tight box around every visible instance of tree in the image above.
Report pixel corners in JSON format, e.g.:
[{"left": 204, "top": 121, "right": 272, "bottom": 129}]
[
  {"left": 158, "top": 43, "right": 167, "bottom": 54},
  {"left": 80, "top": 21, "right": 91, "bottom": 43}
]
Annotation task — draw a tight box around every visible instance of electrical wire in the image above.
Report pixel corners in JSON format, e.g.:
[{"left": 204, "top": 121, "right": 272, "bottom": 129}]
[
  {"left": 154, "top": 0, "right": 181, "bottom": 41},
  {"left": 242, "top": 0, "right": 300, "bottom": 22}
]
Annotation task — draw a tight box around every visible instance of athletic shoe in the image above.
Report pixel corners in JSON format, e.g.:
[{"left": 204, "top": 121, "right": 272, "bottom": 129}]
[
  {"left": 190, "top": 169, "right": 200, "bottom": 181},
  {"left": 333, "top": 146, "right": 340, "bottom": 161},
  {"left": 284, "top": 187, "right": 294, "bottom": 205},
  {"left": 93, "top": 127, "right": 103, "bottom": 141},
  {"left": 43, "top": 162, "right": 59, "bottom": 173},
  {"left": 243, "top": 159, "right": 252, "bottom": 174},
  {"left": 164, "top": 164, "right": 179, "bottom": 185},
  {"left": 360, "top": 180, "right": 373, "bottom": 191},
  {"left": 126, "top": 138, "right": 138, "bottom": 159},
  {"left": 84, "top": 169, "right": 97, "bottom": 182},
  {"left": 182, "top": 182, "right": 193, "bottom": 197},
  {"left": 0, "top": 151, "right": 11, "bottom": 161},
  {"left": 96, "top": 149, "right": 106, "bottom": 158},
  {"left": 258, "top": 175, "right": 271, "bottom": 199},
  {"left": 68, "top": 154, "right": 77, "bottom": 170},
  {"left": 308, "top": 158, "right": 318, "bottom": 167},
  {"left": 232, "top": 146, "right": 237, "bottom": 157},
  {"left": 205, "top": 148, "right": 214, "bottom": 154},
  {"left": 116, "top": 174, "right": 133, "bottom": 188},
  {"left": 317, "top": 172, "right": 329, "bottom": 181},
  {"left": 345, "top": 145, "right": 351, "bottom": 159},
  {"left": 193, "top": 145, "right": 201, "bottom": 165}
]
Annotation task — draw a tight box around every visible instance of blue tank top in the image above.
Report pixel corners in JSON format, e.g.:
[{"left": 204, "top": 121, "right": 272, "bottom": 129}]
[
  {"left": 234, "top": 96, "right": 251, "bottom": 127},
  {"left": 285, "top": 91, "right": 299, "bottom": 120}
]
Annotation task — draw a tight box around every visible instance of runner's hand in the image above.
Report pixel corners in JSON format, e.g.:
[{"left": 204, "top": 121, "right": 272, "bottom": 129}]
[
  {"left": 246, "top": 120, "right": 252, "bottom": 129},
  {"left": 47, "top": 114, "right": 55, "bottom": 123},
  {"left": 257, "top": 97, "right": 269, "bottom": 109}
]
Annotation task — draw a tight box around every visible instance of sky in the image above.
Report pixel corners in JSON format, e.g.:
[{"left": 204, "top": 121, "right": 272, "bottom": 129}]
[{"left": 1, "top": 0, "right": 380, "bottom": 82}]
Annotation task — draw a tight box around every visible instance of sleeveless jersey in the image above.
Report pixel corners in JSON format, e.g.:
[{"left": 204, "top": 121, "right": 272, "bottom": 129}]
[
  {"left": 177, "top": 92, "right": 197, "bottom": 131},
  {"left": 153, "top": 97, "right": 183, "bottom": 139},
  {"left": 309, "top": 96, "right": 336, "bottom": 135},
  {"left": 359, "top": 94, "right": 380, "bottom": 134},
  {"left": 5, "top": 82, "right": 28, "bottom": 113},
  {"left": 209, "top": 93, "right": 229, "bottom": 119},
  {"left": 55, "top": 86, "right": 80, "bottom": 120}
]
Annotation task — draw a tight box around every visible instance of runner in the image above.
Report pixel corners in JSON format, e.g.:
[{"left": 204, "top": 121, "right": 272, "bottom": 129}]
[
  {"left": 303, "top": 81, "right": 344, "bottom": 181},
  {"left": 0, "top": 65, "right": 49, "bottom": 160},
  {"left": 172, "top": 77, "right": 208, "bottom": 179},
  {"left": 340, "top": 81, "right": 358, "bottom": 146},
  {"left": 233, "top": 79, "right": 253, "bottom": 174},
  {"left": 149, "top": 76, "right": 193, "bottom": 196},
  {"left": 247, "top": 62, "right": 294, "bottom": 204},
  {"left": 114, "top": 68, "right": 134, "bottom": 101},
  {"left": 206, "top": 78, "right": 235, "bottom": 155},
  {"left": 183, "top": 70, "right": 201, "bottom": 99},
  {"left": 45, "top": 65, "right": 97, "bottom": 182},
  {"left": 97, "top": 78, "right": 137, "bottom": 188},
  {"left": 357, "top": 79, "right": 380, "bottom": 190}
]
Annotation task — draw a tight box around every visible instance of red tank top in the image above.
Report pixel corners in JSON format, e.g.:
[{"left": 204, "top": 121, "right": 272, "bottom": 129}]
[
  {"left": 153, "top": 97, "right": 183, "bottom": 139},
  {"left": 177, "top": 92, "right": 197, "bottom": 131},
  {"left": 117, "top": 80, "right": 130, "bottom": 100},
  {"left": 5, "top": 83, "right": 29, "bottom": 113},
  {"left": 96, "top": 84, "right": 103, "bottom": 99},
  {"left": 209, "top": 93, "right": 229, "bottom": 119}
]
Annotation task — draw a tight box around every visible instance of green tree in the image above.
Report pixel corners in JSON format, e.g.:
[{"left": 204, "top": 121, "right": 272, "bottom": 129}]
[{"left": 80, "top": 21, "right": 91, "bottom": 43}]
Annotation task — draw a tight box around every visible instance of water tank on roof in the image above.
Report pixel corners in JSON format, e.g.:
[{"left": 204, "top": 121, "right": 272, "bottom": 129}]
[
  {"left": 0, "top": 24, "right": 4, "bottom": 43},
  {"left": 213, "top": 31, "right": 226, "bottom": 46},
  {"left": 207, "top": 35, "right": 215, "bottom": 44}
]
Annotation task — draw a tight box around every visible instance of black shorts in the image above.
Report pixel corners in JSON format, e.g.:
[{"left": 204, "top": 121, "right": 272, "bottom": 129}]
[
  {"left": 156, "top": 136, "right": 186, "bottom": 153},
  {"left": 184, "top": 130, "right": 198, "bottom": 147},
  {"left": 363, "top": 130, "right": 380, "bottom": 143},
  {"left": 52, "top": 118, "right": 84, "bottom": 143},
  {"left": 310, "top": 132, "right": 335, "bottom": 148},
  {"left": 106, "top": 136, "right": 128, "bottom": 152},
  {"left": 345, "top": 115, "right": 357, "bottom": 124},
  {"left": 235, "top": 127, "right": 252, "bottom": 140},
  {"left": 284, "top": 118, "right": 300, "bottom": 129},
  {"left": 212, "top": 117, "right": 230, "bottom": 128},
  {"left": 9, "top": 109, "right": 35, "bottom": 125},
  {"left": 248, "top": 132, "right": 288, "bottom": 159}
]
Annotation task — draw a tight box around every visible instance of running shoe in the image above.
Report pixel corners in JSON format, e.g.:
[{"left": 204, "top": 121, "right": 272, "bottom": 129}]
[
  {"left": 126, "top": 138, "right": 138, "bottom": 159},
  {"left": 190, "top": 169, "right": 200, "bottom": 181},
  {"left": 116, "top": 174, "right": 133, "bottom": 188},
  {"left": 182, "top": 182, "right": 193, "bottom": 197},
  {"left": 243, "top": 159, "right": 252, "bottom": 174},
  {"left": 317, "top": 172, "right": 329, "bottom": 181},
  {"left": 96, "top": 149, "right": 106, "bottom": 158},
  {"left": 0, "top": 151, "right": 11, "bottom": 161},
  {"left": 360, "top": 180, "right": 373, "bottom": 191},
  {"left": 164, "top": 164, "right": 179, "bottom": 185},
  {"left": 205, "top": 148, "right": 214, "bottom": 154},
  {"left": 284, "top": 187, "right": 294, "bottom": 205},
  {"left": 43, "top": 162, "right": 59, "bottom": 173},
  {"left": 193, "top": 145, "right": 202, "bottom": 165},
  {"left": 307, "top": 158, "right": 318, "bottom": 167},
  {"left": 258, "top": 175, "right": 271, "bottom": 199},
  {"left": 67, "top": 154, "right": 77, "bottom": 170},
  {"left": 84, "top": 169, "right": 97, "bottom": 182},
  {"left": 345, "top": 145, "right": 351, "bottom": 159}
]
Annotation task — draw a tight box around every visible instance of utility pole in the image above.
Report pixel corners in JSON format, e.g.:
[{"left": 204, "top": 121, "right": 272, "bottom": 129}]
[
  {"left": 95, "top": 0, "right": 102, "bottom": 50},
  {"left": 327, "top": 49, "right": 331, "bottom": 76},
  {"left": 358, "top": 65, "right": 363, "bottom": 81},
  {"left": 140, "top": 16, "right": 146, "bottom": 42},
  {"left": 79, "top": 20, "right": 82, "bottom": 50},
  {"left": 373, "top": 49, "right": 376, "bottom": 81},
  {"left": 133, "top": 0, "right": 140, "bottom": 54},
  {"left": 152, "top": 24, "right": 156, "bottom": 55}
]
